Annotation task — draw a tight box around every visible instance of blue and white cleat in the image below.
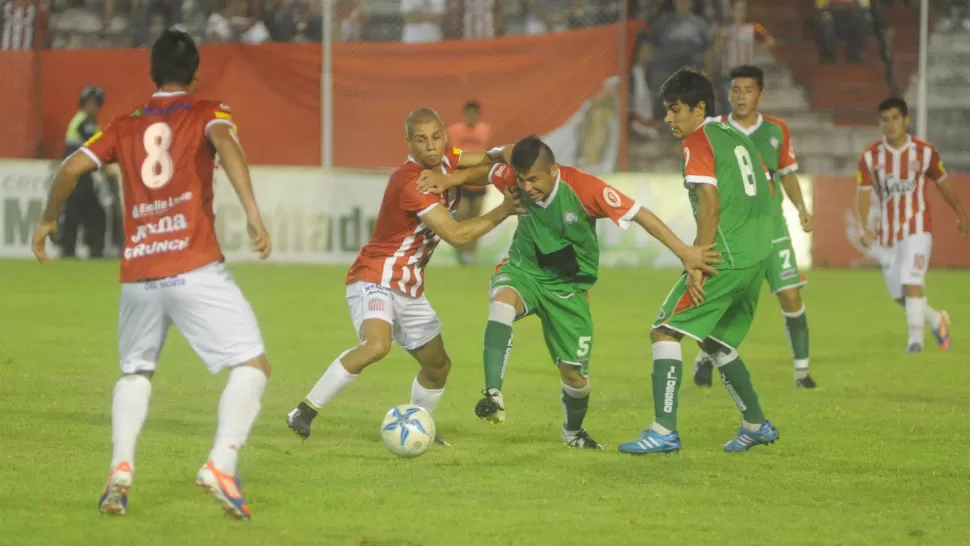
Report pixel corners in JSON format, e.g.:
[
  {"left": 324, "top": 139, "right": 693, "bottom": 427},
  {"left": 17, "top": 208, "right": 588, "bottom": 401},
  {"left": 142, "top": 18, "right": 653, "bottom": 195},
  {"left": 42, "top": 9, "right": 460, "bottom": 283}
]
[
  {"left": 723, "top": 420, "right": 779, "bottom": 453},
  {"left": 618, "top": 428, "right": 681, "bottom": 455},
  {"left": 98, "top": 461, "right": 132, "bottom": 515},
  {"left": 932, "top": 311, "right": 951, "bottom": 352},
  {"left": 907, "top": 343, "right": 923, "bottom": 354},
  {"left": 196, "top": 461, "right": 251, "bottom": 520}
]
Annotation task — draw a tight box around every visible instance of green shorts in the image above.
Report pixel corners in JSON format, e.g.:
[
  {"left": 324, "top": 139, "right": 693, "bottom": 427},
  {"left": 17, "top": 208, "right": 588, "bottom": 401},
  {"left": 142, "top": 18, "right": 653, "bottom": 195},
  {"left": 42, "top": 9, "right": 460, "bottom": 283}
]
[
  {"left": 653, "top": 262, "right": 768, "bottom": 350},
  {"left": 490, "top": 262, "right": 592, "bottom": 372},
  {"left": 767, "top": 216, "right": 807, "bottom": 294}
]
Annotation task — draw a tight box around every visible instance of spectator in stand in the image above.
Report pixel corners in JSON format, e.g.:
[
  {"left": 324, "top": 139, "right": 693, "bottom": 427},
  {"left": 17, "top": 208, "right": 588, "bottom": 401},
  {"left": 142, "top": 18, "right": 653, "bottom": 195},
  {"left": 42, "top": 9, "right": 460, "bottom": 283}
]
[
  {"left": 130, "top": 0, "right": 182, "bottom": 47},
  {"left": 637, "top": 0, "right": 714, "bottom": 125},
  {"left": 713, "top": 0, "right": 774, "bottom": 116},
  {"left": 937, "top": 0, "right": 970, "bottom": 32},
  {"left": 333, "top": 0, "right": 365, "bottom": 42},
  {"left": 520, "top": 0, "right": 558, "bottom": 35},
  {"left": 815, "top": 0, "right": 870, "bottom": 64},
  {"left": 401, "top": 0, "right": 445, "bottom": 43},
  {"left": 1, "top": 0, "right": 39, "bottom": 49},
  {"left": 446, "top": 100, "right": 492, "bottom": 265},
  {"left": 452, "top": 0, "right": 501, "bottom": 39}
]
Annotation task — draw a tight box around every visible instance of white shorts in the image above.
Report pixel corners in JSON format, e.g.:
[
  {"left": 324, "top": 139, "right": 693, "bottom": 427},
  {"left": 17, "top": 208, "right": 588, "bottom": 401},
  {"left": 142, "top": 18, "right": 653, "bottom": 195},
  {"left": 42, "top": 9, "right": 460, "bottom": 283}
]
[
  {"left": 881, "top": 233, "right": 933, "bottom": 300},
  {"left": 346, "top": 281, "right": 441, "bottom": 351},
  {"left": 118, "top": 262, "right": 266, "bottom": 375}
]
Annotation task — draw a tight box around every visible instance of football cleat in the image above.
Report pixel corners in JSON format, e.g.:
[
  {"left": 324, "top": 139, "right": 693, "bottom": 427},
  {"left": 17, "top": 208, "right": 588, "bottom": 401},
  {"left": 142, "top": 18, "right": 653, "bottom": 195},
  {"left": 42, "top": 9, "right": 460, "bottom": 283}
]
[
  {"left": 723, "top": 420, "right": 779, "bottom": 453},
  {"left": 196, "top": 461, "right": 251, "bottom": 520},
  {"left": 563, "top": 428, "right": 604, "bottom": 450},
  {"left": 474, "top": 388, "right": 506, "bottom": 424},
  {"left": 932, "top": 311, "right": 951, "bottom": 352},
  {"left": 907, "top": 343, "right": 923, "bottom": 354},
  {"left": 693, "top": 352, "right": 714, "bottom": 387},
  {"left": 98, "top": 462, "right": 132, "bottom": 516},
  {"left": 433, "top": 435, "right": 452, "bottom": 447},
  {"left": 795, "top": 374, "right": 817, "bottom": 389},
  {"left": 618, "top": 428, "right": 681, "bottom": 455},
  {"left": 286, "top": 402, "right": 318, "bottom": 439}
]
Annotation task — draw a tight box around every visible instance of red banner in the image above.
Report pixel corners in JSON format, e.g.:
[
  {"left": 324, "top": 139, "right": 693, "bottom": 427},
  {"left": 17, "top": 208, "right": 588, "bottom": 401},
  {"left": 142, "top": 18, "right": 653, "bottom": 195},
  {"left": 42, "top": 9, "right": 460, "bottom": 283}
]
[
  {"left": 2, "top": 25, "right": 631, "bottom": 168},
  {"left": 813, "top": 175, "right": 970, "bottom": 268}
]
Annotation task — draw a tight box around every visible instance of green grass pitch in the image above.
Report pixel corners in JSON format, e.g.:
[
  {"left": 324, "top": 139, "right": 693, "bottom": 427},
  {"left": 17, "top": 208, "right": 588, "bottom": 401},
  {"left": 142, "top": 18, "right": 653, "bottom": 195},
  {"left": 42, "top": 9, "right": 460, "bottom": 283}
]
[{"left": 1, "top": 260, "right": 968, "bottom": 545}]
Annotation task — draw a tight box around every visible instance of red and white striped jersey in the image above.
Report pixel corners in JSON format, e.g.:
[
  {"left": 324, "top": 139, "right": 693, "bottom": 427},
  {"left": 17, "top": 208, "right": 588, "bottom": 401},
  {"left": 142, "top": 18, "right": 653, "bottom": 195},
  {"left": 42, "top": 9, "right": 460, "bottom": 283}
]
[
  {"left": 856, "top": 135, "right": 948, "bottom": 247},
  {"left": 345, "top": 148, "right": 463, "bottom": 297},
  {"left": 720, "top": 23, "right": 771, "bottom": 74}
]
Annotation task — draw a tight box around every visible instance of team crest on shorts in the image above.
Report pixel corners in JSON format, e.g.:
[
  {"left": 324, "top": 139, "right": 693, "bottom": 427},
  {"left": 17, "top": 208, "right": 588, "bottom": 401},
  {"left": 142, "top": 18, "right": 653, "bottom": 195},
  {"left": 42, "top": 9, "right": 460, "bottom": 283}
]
[
  {"left": 563, "top": 211, "right": 578, "bottom": 224},
  {"left": 657, "top": 309, "right": 666, "bottom": 320},
  {"left": 368, "top": 299, "right": 385, "bottom": 312}
]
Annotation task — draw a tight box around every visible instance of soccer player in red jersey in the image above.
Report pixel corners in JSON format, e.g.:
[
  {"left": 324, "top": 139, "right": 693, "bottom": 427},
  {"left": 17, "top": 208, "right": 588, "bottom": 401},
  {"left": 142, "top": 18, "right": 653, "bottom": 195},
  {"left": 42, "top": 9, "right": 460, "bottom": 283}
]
[
  {"left": 32, "top": 30, "right": 272, "bottom": 520},
  {"left": 285, "top": 108, "right": 520, "bottom": 443},
  {"left": 856, "top": 97, "right": 969, "bottom": 352}
]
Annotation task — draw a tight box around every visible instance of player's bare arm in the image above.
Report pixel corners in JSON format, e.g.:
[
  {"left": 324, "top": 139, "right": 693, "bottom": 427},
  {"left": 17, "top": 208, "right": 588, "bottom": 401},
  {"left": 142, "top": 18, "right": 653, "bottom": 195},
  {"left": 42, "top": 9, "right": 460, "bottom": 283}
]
[
  {"left": 209, "top": 124, "right": 272, "bottom": 259},
  {"left": 456, "top": 144, "right": 513, "bottom": 168},
  {"left": 781, "top": 172, "right": 812, "bottom": 232},
  {"left": 33, "top": 152, "right": 99, "bottom": 263},
  {"left": 419, "top": 189, "right": 521, "bottom": 248},
  {"left": 856, "top": 185, "right": 873, "bottom": 247},
  {"left": 693, "top": 183, "right": 720, "bottom": 246},
  {"left": 936, "top": 177, "right": 970, "bottom": 237},
  {"left": 632, "top": 208, "right": 719, "bottom": 304},
  {"left": 417, "top": 163, "right": 492, "bottom": 195}
]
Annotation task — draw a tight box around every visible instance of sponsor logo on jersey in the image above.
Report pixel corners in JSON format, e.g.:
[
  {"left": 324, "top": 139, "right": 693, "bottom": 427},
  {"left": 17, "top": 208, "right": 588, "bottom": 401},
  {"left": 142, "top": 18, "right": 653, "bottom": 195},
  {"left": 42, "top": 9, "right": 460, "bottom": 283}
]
[
  {"left": 124, "top": 237, "right": 190, "bottom": 260},
  {"left": 142, "top": 102, "right": 191, "bottom": 116},
  {"left": 770, "top": 136, "right": 779, "bottom": 149},
  {"left": 130, "top": 213, "right": 189, "bottom": 244},
  {"left": 603, "top": 187, "right": 623, "bottom": 208},
  {"left": 131, "top": 191, "right": 192, "bottom": 219},
  {"left": 563, "top": 211, "right": 578, "bottom": 224},
  {"left": 883, "top": 176, "right": 917, "bottom": 195}
]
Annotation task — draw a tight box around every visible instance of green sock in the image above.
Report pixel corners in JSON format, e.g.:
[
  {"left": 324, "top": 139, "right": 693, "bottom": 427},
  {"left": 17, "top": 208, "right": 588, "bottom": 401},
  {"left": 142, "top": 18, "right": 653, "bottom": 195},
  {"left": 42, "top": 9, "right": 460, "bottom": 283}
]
[
  {"left": 483, "top": 321, "right": 513, "bottom": 391},
  {"left": 652, "top": 354, "right": 682, "bottom": 432},
  {"left": 717, "top": 356, "right": 766, "bottom": 424},
  {"left": 784, "top": 308, "right": 810, "bottom": 378},
  {"left": 561, "top": 384, "right": 590, "bottom": 432}
]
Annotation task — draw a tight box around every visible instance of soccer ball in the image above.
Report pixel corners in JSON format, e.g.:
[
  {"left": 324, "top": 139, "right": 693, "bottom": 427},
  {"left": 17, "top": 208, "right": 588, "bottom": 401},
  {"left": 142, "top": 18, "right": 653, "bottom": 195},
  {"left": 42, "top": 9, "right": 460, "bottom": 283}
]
[{"left": 381, "top": 404, "right": 436, "bottom": 458}]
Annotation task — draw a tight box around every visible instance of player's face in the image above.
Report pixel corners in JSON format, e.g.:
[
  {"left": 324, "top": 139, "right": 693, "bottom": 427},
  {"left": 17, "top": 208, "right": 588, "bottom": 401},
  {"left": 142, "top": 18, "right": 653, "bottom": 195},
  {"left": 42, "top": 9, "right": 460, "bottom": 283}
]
[
  {"left": 407, "top": 121, "right": 447, "bottom": 169},
  {"left": 675, "top": 0, "right": 692, "bottom": 16},
  {"left": 729, "top": 78, "right": 763, "bottom": 119},
  {"left": 664, "top": 100, "right": 706, "bottom": 139},
  {"left": 879, "top": 107, "right": 909, "bottom": 142},
  {"left": 515, "top": 163, "right": 558, "bottom": 202}
]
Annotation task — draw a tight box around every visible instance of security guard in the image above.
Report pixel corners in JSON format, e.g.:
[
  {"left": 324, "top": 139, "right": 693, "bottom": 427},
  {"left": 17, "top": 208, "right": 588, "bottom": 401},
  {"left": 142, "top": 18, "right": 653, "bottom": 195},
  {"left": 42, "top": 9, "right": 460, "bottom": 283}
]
[{"left": 60, "top": 85, "right": 107, "bottom": 259}]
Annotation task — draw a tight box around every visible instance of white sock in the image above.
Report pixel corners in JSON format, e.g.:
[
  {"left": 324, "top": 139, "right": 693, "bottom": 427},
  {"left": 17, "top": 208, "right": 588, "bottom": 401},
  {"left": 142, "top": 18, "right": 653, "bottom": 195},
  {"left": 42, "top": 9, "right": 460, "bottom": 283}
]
[
  {"left": 410, "top": 376, "right": 445, "bottom": 414},
  {"left": 794, "top": 359, "right": 810, "bottom": 380},
  {"left": 306, "top": 353, "right": 358, "bottom": 410},
  {"left": 924, "top": 301, "right": 942, "bottom": 330},
  {"left": 904, "top": 297, "right": 925, "bottom": 347},
  {"left": 209, "top": 366, "right": 268, "bottom": 476},
  {"left": 111, "top": 374, "right": 152, "bottom": 470}
]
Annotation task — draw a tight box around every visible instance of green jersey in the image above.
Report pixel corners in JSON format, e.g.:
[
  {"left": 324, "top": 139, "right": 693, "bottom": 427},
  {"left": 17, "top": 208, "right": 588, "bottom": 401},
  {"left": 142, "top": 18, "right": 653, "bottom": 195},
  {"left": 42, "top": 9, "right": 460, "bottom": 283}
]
[
  {"left": 680, "top": 119, "right": 774, "bottom": 269},
  {"left": 723, "top": 113, "right": 799, "bottom": 215},
  {"left": 489, "top": 164, "right": 641, "bottom": 292}
]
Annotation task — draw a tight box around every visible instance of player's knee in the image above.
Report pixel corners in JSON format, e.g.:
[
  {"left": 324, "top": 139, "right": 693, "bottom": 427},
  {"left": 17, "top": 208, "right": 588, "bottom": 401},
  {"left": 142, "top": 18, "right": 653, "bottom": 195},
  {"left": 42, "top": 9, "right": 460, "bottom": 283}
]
[
  {"left": 650, "top": 327, "right": 681, "bottom": 344},
  {"left": 422, "top": 354, "right": 452, "bottom": 382},
  {"left": 903, "top": 284, "right": 923, "bottom": 298},
  {"left": 777, "top": 289, "right": 803, "bottom": 314},
  {"left": 362, "top": 337, "right": 392, "bottom": 363},
  {"left": 240, "top": 354, "right": 272, "bottom": 378},
  {"left": 491, "top": 288, "right": 524, "bottom": 315},
  {"left": 130, "top": 370, "right": 154, "bottom": 381},
  {"left": 558, "top": 362, "right": 587, "bottom": 389}
]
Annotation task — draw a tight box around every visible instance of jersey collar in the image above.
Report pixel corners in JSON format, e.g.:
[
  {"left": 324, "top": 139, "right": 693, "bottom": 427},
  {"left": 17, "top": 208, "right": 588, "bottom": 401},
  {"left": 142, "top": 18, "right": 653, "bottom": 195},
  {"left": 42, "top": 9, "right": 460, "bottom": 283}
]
[
  {"left": 882, "top": 134, "right": 913, "bottom": 153},
  {"left": 152, "top": 90, "right": 188, "bottom": 98},
  {"left": 727, "top": 113, "right": 763, "bottom": 135},
  {"left": 407, "top": 154, "right": 448, "bottom": 173},
  {"left": 535, "top": 168, "right": 561, "bottom": 209}
]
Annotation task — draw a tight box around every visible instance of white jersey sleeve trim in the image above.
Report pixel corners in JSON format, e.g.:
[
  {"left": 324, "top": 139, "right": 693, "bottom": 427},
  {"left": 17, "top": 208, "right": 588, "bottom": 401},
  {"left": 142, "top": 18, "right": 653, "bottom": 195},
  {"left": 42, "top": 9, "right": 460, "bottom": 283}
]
[
  {"left": 777, "top": 163, "right": 799, "bottom": 175},
  {"left": 857, "top": 186, "right": 873, "bottom": 192},
  {"left": 616, "top": 201, "right": 642, "bottom": 230},
  {"left": 204, "top": 118, "right": 235, "bottom": 140},
  {"left": 935, "top": 172, "right": 949, "bottom": 185},
  {"left": 416, "top": 202, "right": 439, "bottom": 217},
  {"left": 78, "top": 147, "right": 102, "bottom": 168},
  {"left": 685, "top": 175, "right": 717, "bottom": 186}
]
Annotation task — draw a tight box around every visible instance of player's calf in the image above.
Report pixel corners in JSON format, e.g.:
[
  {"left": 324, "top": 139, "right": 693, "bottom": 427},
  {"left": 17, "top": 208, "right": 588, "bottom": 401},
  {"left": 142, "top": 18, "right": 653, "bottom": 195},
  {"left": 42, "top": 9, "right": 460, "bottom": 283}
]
[{"left": 692, "top": 351, "right": 715, "bottom": 387}]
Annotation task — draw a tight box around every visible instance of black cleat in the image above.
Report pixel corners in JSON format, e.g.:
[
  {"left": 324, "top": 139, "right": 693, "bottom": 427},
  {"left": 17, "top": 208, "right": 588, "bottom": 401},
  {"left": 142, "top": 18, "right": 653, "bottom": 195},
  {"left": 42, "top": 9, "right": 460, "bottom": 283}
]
[
  {"left": 795, "top": 374, "right": 818, "bottom": 389},
  {"left": 693, "top": 355, "right": 714, "bottom": 387},
  {"left": 474, "top": 389, "right": 506, "bottom": 424},
  {"left": 564, "top": 428, "right": 604, "bottom": 450},
  {"left": 434, "top": 435, "right": 452, "bottom": 447},
  {"left": 286, "top": 402, "right": 318, "bottom": 438}
]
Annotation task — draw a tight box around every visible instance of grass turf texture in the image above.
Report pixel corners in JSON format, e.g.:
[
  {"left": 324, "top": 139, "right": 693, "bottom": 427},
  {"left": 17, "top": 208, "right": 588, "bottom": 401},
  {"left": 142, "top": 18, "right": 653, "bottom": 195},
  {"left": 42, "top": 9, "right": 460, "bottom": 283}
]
[{"left": 1, "top": 260, "right": 968, "bottom": 546}]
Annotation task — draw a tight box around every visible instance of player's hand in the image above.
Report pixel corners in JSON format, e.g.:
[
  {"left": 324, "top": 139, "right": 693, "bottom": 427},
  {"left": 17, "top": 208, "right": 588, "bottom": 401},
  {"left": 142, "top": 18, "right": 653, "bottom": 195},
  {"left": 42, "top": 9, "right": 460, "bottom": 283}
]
[
  {"left": 679, "top": 243, "right": 720, "bottom": 276},
  {"left": 416, "top": 169, "right": 451, "bottom": 195},
  {"left": 32, "top": 220, "right": 57, "bottom": 263},
  {"left": 860, "top": 227, "right": 874, "bottom": 248},
  {"left": 958, "top": 215, "right": 970, "bottom": 237},
  {"left": 799, "top": 209, "right": 813, "bottom": 233},
  {"left": 499, "top": 188, "right": 526, "bottom": 216},
  {"left": 247, "top": 216, "right": 272, "bottom": 260},
  {"left": 686, "top": 269, "right": 707, "bottom": 305}
]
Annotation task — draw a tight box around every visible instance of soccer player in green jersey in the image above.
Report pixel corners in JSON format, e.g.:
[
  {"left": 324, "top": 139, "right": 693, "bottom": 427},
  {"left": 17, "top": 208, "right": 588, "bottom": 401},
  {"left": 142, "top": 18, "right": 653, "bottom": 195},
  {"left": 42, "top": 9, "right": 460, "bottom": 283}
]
[
  {"left": 693, "top": 64, "right": 817, "bottom": 389},
  {"left": 619, "top": 67, "right": 780, "bottom": 454},
  {"left": 418, "top": 136, "right": 719, "bottom": 449}
]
